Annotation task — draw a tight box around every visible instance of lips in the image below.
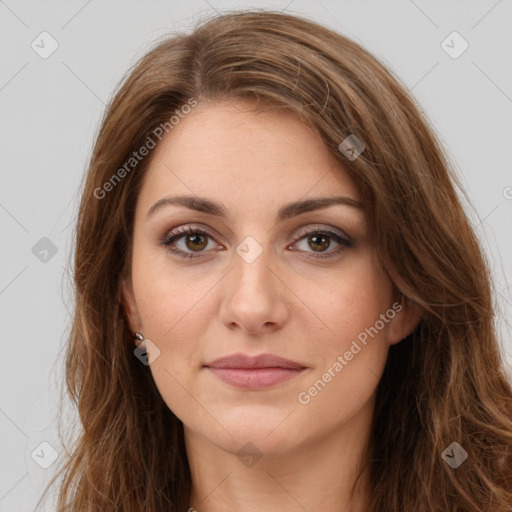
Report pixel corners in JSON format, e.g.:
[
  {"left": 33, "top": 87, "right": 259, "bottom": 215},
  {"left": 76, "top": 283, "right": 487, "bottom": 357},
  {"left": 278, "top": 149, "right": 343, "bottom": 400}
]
[
  {"left": 204, "top": 353, "right": 307, "bottom": 390},
  {"left": 205, "top": 353, "right": 306, "bottom": 370}
]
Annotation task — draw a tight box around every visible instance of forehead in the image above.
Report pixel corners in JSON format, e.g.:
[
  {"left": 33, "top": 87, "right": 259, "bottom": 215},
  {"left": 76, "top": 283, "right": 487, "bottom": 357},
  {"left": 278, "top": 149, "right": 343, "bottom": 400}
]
[{"left": 137, "top": 99, "right": 361, "bottom": 216}]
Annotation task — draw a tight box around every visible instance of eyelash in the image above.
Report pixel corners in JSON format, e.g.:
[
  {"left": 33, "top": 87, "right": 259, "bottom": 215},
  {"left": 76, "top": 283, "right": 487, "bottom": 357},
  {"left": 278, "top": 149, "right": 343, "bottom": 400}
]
[{"left": 161, "top": 225, "right": 355, "bottom": 260}]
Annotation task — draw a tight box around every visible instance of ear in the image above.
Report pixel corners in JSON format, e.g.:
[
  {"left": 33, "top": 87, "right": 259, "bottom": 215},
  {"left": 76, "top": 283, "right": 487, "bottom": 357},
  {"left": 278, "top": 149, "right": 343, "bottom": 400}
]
[
  {"left": 387, "top": 297, "right": 423, "bottom": 345},
  {"left": 118, "top": 275, "right": 143, "bottom": 335}
]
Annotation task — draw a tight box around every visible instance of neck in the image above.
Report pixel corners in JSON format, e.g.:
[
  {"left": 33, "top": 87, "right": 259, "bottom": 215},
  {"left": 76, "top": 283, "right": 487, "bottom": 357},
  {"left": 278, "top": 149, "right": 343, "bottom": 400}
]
[{"left": 184, "top": 399, "right": 373, "bottom": 512}]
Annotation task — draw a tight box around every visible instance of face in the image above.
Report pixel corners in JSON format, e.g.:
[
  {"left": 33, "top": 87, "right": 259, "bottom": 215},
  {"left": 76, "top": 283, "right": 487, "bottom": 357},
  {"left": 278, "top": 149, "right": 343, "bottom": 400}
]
[{"left": 121, "top": 98, "right": 419, "bottom": 458}]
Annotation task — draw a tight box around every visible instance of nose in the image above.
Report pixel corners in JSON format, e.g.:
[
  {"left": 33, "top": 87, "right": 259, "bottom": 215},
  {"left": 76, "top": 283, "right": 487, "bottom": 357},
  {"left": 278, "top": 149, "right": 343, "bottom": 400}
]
[{"left": 219, "top": 242, "right": 290, "bottom": 336}]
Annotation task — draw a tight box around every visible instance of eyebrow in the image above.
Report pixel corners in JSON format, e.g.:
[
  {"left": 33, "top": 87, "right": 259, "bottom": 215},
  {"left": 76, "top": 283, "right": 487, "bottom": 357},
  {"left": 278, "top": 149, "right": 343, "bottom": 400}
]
[{"left": 146, "top": 194, "right": 364, "bottom": 222}]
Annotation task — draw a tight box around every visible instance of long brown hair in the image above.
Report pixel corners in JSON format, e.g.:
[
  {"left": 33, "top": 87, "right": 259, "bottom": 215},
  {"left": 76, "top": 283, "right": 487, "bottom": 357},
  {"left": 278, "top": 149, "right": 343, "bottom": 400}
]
[{"left": 38, "top": 9, "right": 512, "bottom": 511}]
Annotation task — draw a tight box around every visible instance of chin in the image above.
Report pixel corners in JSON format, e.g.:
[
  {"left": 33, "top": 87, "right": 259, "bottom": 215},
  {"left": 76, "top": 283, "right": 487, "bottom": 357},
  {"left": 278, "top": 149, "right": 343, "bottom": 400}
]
[
  {"left": 191, "top": 405, "right": 301, "bottom": 455},
  {"left": 215, "top": 428, "right": 299, "bottom": 461}
]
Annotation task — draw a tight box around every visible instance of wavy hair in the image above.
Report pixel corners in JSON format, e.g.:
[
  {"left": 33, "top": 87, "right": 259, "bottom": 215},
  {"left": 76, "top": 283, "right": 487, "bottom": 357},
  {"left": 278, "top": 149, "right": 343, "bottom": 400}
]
[{"left": 38, "top": 9, "right": 512, "bottom": 512}]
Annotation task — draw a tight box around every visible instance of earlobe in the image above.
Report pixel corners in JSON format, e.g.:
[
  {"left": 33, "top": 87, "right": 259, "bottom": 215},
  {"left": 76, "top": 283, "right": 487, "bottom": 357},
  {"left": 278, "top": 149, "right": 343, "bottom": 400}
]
[
  {"left": 118, "top": 276, "right": 142, "bottom": 334},
  {"left": 387, "top": 298, "right": 423, "bottom": 345}
]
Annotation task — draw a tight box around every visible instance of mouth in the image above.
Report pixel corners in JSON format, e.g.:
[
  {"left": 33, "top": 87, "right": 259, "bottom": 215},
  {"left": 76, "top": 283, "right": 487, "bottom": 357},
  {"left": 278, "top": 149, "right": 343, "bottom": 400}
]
[{"left": 203, "top": 353, "right": 308, "bottom": 390}]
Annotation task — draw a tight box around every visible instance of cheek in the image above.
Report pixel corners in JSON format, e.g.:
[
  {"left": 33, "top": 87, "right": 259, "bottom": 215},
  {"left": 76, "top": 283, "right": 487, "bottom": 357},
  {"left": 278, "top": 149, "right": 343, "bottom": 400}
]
[
  {"left": 132, "top": 244, "right": 220, "bottom": 341},
  {"left": 131, "top": 257, "right": 218, "bottom": 422},
  {"left": 297, "top": 259, "right": 392, "bottom": 404},
  {"left": 304, "top": 256, "right": 392, "bottom": 351}
]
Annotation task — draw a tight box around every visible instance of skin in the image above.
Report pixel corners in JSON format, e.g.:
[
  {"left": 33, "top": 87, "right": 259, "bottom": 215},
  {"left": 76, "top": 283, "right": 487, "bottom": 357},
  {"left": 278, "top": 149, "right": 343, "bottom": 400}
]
[{"left": 120, "top": 98, "right": 421, "bottom": 512}]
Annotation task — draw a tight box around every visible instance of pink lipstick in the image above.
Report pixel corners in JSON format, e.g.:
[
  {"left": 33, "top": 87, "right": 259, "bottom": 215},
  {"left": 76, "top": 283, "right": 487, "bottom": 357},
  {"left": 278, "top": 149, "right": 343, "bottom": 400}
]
[{"left": 204, "top": 353, "right": 307, "bottom": 390}]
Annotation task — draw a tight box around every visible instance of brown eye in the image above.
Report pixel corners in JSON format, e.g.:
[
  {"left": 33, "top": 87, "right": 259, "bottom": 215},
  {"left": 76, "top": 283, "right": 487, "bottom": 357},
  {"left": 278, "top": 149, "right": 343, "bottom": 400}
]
[
  {"left": 292, "top": 228, "right": 355, "bottom": 259},
  {"left": 184, "top": 233, "right": 208, "bottom": 252},
  {"left": 162, "top": 225, "right": 354, "bottom": 261},
  {"left": 307, "top": 233, "right": 331, "bottom": 252},
  {"left": 162, "top": 226, "right": 217, "bottom": 259}
]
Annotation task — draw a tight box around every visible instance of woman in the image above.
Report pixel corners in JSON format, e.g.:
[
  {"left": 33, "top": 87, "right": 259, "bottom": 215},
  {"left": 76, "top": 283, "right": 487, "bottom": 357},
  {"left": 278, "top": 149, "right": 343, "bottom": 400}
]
[{"left": 40, "top": 9, "right": 512, "bottom": 512}]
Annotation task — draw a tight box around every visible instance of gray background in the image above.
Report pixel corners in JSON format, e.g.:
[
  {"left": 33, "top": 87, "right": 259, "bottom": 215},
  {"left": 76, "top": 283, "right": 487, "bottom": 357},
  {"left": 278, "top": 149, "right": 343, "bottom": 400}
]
[{"left": 1, "top": 0, "right": 511, "bottom": 510}]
